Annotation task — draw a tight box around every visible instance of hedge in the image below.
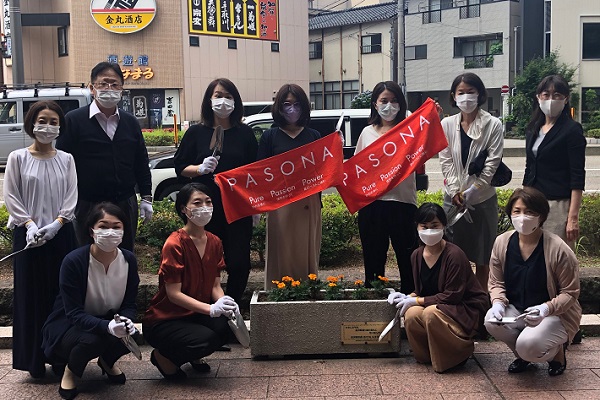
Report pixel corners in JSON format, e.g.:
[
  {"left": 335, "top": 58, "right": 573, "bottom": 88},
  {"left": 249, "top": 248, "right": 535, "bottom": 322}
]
[
  {"left": 141, "top": 129, "right": 186, "bottom": 146},
  {"left": 587, "top": 129, "right": 600, "bottom": 139}
]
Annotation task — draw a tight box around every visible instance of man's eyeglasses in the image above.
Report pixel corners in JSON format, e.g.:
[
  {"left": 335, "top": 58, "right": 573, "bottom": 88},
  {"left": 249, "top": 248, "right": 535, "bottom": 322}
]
[{"left": 93, "top": 82, "right": 123, "bottom": 90}]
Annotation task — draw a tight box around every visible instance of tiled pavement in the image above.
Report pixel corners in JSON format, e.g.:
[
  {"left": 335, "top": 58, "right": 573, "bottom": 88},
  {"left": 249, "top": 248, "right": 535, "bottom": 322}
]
[{"left": 0, "top": 338, "right": 599, "bottom": 399}]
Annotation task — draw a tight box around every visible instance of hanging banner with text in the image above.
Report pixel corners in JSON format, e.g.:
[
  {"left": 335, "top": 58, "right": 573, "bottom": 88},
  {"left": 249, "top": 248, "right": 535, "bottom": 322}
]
[
  {"left": 336, "top": 98, "right": 447, "bottom": 214},
  {"left": 215, "top": 133, "right": 343, "bottom": 223}
]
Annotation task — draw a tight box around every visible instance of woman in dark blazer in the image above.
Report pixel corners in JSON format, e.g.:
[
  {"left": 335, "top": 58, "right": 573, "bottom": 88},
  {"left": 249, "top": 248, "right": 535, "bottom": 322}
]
[{"left": 523, "top": 74, "right": 586, "bottom": 249}]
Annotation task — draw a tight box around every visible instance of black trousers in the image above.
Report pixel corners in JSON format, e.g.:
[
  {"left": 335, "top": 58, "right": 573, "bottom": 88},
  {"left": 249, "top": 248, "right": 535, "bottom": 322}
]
[
  {"left": 54, "top": 325, "right": 129, "bottom": 377},
  {"left": 357, "top": 200, "right": 417, "bottom": 294},
  {"left": 205, "top": 192, "right": 253, "bottom": 304},
  {"left": 142, "top": 314, "right": 229, "bottom": 367},
  {"left": 73, "top": 195, "right": 138, "bottom": 251}
]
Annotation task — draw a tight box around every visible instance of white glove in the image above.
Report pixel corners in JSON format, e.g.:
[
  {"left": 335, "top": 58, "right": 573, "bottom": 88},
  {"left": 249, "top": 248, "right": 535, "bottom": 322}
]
[
  {"left": 197, "top": 156, "right": 219, "bottom": 175},
  {"left": 209, "top": 295, "right": 237, "bottom": 318},
  {"left": 524, "top": 304, "right": 550, "bottom": 327},
  {"left": 107, "top": 319, "right": 128, "bottom": 338},
  {"left": 25, "top": 221, "right": 39, "bottom": 244},
  {"left": 397, "top": 296, "right": 419, "bottom": 316},
  {"left": 387, "top": 292, "right": 408, "bottom": 305},
  {"left": 139, "top": 199, "right": 153, "bottom": 223},
  {"left": 36, "top": 220, "right": 62, "bottom": 242},
  {"left": 119, "top": 316, "right": 137, "bottom": 335},
  {"left": 462, "top": 184, "right": 480, "bottom": 205},
  {"left": 490, "top": 302, "right": 506, "bottom": 320}
]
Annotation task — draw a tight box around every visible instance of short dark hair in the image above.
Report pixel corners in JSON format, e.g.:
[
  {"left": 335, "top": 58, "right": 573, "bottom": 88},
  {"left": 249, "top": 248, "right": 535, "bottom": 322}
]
[
  {"left": 272, "top": 83, "right": 311, "bottom": 128},
  {"left": 415, "top": 202, "right": 448, "bottom": 226},
  {"left": 449, "top": 73, "right": 488, "bottom": 108},
  {"left": 505, "top": 187, "right": 550, "bottom": 227},
  {"left": 90, "top": 61, "right": 124, "bottom": 85},
  {"left": 368, "top": 81, "right": 407, "bottom": 126},
  {"left": 23, "top": 100, "right": 66, "bottom": 139},
  {"left": 526, "top": 74, "right": 573, "bottom": 135},
  {"left": 85, "top": 202, "right": 128, "bottom": 243},
  {"left": 175, "top": 183, "right": 212, "bottom": 224},
  {"left": 200, "top": 78, "right": 244, "bottom": 127}
]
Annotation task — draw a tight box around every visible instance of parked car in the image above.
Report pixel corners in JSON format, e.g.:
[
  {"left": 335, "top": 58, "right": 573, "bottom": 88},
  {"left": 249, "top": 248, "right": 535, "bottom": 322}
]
[
  {"left": 150, "top": 109, "right": 428, "bottom": 201},
  {"left": 0, "top": 84, "right": 92, "bottom": 165},
  {"left": 242, "top": 101, "right": 273, "bottom": 116}
]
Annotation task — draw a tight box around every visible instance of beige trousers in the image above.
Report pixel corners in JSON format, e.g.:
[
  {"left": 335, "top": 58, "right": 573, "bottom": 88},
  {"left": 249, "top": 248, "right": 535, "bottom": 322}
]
[
  {"left": 545, "top": 199, "right": 573, "bottom": 249},
  {"left": 404, "top": 305, "right": 475, "bottom": 373}
]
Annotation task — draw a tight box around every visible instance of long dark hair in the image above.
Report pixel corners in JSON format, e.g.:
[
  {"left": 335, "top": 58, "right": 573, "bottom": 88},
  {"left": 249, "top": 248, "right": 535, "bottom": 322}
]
[
  {"left": 271, "top": 83, "right": 311, "bottom": 128},
  {"left": 367, "top": 81, "right": 407, "bottom": 126},
  {"left": 525, "top": 74, "right": 572, "bottom": 135},
  {"left": 200, "top": 78, "right": 244, "bottom": 127}
]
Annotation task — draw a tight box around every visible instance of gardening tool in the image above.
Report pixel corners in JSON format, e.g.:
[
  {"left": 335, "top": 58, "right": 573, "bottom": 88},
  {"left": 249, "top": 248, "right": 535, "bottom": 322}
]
[
  {"left": 378, "top": 309, "right": 401, "bottom": 342},
  {"left": 0, "top": 242, "right": 34, "bottom": 262},
  {"left": 210, "top": 125, "right": 224, "bottom": 157},
  {"left": 446, "top": 205, "right": 472, "bottom": 227},
  {"left": 114, "top": 314, "right": 142, "bottom": 360},
  {"left": 487, "top": 309, "right": 540, "bottom": 325},
  {"left": 228, "top": 309, "right": 250, "bottom": 348}
]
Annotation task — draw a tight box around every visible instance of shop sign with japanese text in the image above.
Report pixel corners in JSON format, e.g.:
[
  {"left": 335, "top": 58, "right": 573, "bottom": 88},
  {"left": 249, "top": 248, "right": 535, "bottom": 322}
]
[
  {"left": 91, "top": 0, "right": 157, "bottom": 34},
  {"left": 188, "top": 0, "right": 278, "bottom": 41}
]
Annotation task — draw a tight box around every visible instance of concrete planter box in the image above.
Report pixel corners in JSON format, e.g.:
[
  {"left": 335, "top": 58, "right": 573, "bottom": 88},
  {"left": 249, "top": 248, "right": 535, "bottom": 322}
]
[{"left": 250, "top": 290, "right": 401, "bottom": 357}]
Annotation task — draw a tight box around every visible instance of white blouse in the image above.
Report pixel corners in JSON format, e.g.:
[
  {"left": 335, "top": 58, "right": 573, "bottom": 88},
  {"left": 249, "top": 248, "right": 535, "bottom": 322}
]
[
  {"left": 532, "top": 128, "right": 546, "bottom": 157},
  {"left": 4, "top": 148, "right": 77, "bottom": 228},
  {"left": 84, "top": 250, "right": 129, "bottom": 317}
]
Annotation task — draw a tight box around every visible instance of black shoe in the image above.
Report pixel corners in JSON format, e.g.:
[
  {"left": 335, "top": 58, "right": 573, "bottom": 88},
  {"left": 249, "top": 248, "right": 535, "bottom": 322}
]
[
  {"left": 97, "top": 358, "right": 126, "bottom": 384},
  {"left": 58, "top": 385, "right": 78, "bottom": 400},
  {"left": 190, "top": 359, "right": 211, "bottom": 373},
  {"left": 572, "top": 329, "right": 583, "bottom": 345},
  {"left": 150, "top": 350, "right": 187, "bottom": 380},
  {"left": 548, "top": 345, "right": 567, "bottom": 376},
  {"left": 508, "top": 358, "right": 530, "bottom": 373}
]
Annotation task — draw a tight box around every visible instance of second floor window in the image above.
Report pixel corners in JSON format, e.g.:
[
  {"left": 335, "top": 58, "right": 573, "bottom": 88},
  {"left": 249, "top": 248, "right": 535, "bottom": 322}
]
[
  {"left": 309, "top": 41, "right": 322, "bottom": 59},
  {"left": 361, "top": 34, "right": 382, "bottom": 54}
]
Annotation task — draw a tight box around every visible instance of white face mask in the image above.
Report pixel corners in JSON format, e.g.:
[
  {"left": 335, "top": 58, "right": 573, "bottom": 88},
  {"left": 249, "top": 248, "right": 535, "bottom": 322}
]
[
  {"left": 455, "top": 93, "right": 479, "bottom": 114},
  {"left": 511, "top": 214, "right": 540, "bottom": 236},
  {"left": 187, "top": 206, "right": 213, "bottom": 227},
  {"left": 33, "top": 124, "right": 60, "bottom": 144},
  {"left": 211, "top": 98, "right": 235, "bottom": 119},
  {"left": 418, "top": 228, "right": 444, "bottom": 246},
  {"left": 95, "top": 90, "right": 122, "bottom": 109},
  {"left": 538, "top": 98, "right": 565, "bottom": 118},
  {"left": 377, "top": 102, "right": 400, "bottom": 122},
  {"left": 92, "top": 228, "right": 123, "bottom": 252}
]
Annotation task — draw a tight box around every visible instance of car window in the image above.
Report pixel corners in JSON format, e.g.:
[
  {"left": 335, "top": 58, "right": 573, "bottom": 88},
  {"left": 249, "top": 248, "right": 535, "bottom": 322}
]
[
  {"left": 309, "top": 118, "right": 344, "bottom": 138},
  {"left": 23, "top": 99, "right": 81, "bottom": 117},
  {"left": 350, "top": 117, "right": 369, "bottom": 146},
  {"left": 0, "top": 101, "right": 17, "bottom": 124},
  {"left": 244, "top": 104, "right": 272, "bottom": 116},
  {"left": 249, "top": 120, "right": 275, "bottom": 142}
]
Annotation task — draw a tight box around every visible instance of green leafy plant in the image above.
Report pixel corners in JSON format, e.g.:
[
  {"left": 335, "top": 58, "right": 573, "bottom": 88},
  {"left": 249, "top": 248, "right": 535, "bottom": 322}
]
[
  {"left": 350, "top": 90, "right": 372, "bottom": 109},
  {"left": 370, "top": 275, "right": 391, "bottom": 298},
  {"left": 351, "top": 279, "right": 368, "bottom": 300}
]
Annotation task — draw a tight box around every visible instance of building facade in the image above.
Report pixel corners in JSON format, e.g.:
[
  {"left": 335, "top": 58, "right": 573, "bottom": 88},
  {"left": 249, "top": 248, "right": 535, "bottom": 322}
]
[{"left": 0, "top": 0, "right": 309, "bottom": 126}]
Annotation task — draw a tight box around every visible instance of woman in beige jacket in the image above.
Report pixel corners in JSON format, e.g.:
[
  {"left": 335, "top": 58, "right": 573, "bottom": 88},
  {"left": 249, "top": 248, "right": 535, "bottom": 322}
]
[{"left": 484, "top": 187, "right": 581, "bottom": 377}]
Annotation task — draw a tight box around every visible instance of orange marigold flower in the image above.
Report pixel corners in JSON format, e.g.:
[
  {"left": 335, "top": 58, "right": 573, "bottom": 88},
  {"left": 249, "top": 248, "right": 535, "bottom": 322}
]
[
  {"left": 282, "top": 276, "right": 293, "bottom": 282},
  {"left": 292, "top": 280, "right": 301, "bottom": 287},
  {"left": 308, "top": 274, "right": 317, "bottom": 280},
  {"left": 271, "top": 280, "right": 280, "bottom": 285},
  {"left": 378, "top": 275, "right": 389, "bottom": 282},
  {"left": 277, "top": 282, "right": 286, "bottom": 289},
  {"left": 328, "top": 282, "right": 337, "bottom": 287},
  {"left": 354, "top": 279, "right": 364, "bottom": 286},
  {"left": 338, "top": 274, "right": 344, "bottom": 280},
  {"left": 326, "top": 276, "right": 338, "bottom": 283}
]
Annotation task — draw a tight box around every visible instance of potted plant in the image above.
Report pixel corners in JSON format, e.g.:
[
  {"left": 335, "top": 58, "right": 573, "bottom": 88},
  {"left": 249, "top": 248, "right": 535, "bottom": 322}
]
[{"left": 250, "top": 275, "right": 401, "bottom": 357}]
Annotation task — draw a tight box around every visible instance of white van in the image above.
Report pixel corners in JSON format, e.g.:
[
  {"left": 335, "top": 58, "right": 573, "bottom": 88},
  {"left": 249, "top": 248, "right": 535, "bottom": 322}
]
[
  {"left": 0, "top": 84, "right": 92, "bottom": 165},
  {"left": 149, "top": 108, "right": 428, "bottom": 200}
]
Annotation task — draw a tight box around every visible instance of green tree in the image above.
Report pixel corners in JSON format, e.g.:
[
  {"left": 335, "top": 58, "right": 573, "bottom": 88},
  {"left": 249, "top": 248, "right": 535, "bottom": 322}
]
[
  {"left": 350, "top": 90, "right": 372, "bottom": 109},
  {"left": 584, "top": 89, "right": 600, "bottom": 131},
  {"left": 507, "top": 51, "right": 577, "bottom": 136}
]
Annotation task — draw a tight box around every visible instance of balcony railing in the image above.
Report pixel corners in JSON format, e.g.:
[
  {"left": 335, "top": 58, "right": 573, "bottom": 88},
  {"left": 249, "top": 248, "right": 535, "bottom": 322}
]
[
  {"left": 464, "top": 55, "right": 493, "bottom": 69},
  {"left": 460, "top": 4, "right": 480, "bottom": 19},
  {"left": 422, "top": 10, "right": 441, "bottom": 24}
]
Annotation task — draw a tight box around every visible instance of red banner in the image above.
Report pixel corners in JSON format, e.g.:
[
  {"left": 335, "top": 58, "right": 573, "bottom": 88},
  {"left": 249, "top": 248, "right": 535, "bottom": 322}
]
[
  {"left": 336, "top": 98, "right": 448, "bottom": 214},
  {"left": 215, "top": 133, "right": 344, "bottom": 223}
]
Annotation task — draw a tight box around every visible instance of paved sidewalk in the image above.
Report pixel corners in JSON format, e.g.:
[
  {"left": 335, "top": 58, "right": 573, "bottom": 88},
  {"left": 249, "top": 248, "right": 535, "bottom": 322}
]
[{"left": 0, "top": 338, "right": 599, "bottom": 399}]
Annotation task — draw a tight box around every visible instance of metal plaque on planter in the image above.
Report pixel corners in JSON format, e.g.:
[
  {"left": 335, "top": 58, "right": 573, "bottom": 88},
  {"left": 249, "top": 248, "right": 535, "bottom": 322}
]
[{"left": 341, "top": 322, "right": 389, "bottom": 344}]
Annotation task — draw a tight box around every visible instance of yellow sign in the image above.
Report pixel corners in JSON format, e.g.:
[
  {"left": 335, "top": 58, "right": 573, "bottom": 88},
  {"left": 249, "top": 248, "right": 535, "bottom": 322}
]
[
  {"left": 91, "top": 0, "right": 157, "bottom": 34},
  {"left": 122, "top": 67, "right": 154, "bottom": 80},
  {"left": 341, "top": 322, "right": 389, "bottom": 345}
]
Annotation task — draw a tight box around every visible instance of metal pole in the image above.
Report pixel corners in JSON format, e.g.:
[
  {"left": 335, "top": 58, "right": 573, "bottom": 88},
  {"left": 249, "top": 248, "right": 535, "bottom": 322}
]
[
  {"left": 513, "top": 25, "right": 520, "bottom": 81},
  {"left": 9, "top": 0, "right": 24, "bottom": 85},
  {"left": 397, "top": 0, "right": 406, "bottom": 94}
]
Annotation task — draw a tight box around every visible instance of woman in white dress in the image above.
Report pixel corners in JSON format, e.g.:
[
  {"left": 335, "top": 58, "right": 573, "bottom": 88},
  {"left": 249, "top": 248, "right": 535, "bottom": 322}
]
[{"left": 3, "top": 100, "right": 78, "bottom": 378}]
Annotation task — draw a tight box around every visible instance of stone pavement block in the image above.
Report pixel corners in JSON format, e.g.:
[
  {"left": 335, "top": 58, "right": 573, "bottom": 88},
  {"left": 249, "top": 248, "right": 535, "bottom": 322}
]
[
  {"left": 71, "top": 380, "right": 163, "bottom": 400},
  {"left": 151, "top": 376, "right": 270, "bottom": 399},
  {"left": 562, "top": 350, "right": 600, "bottom": 369},
  {"left": 320, "top": 357, "right": 428, "bottom": 375},
  {"left": 331, "top": 395, "right": 443, "bottom": 400},
  {"left": 216, "top": 359, "right": 324, "bottom": 378},
  {"left": 0, "top": 382, "right": 55, "bottom": 399},
  {"left": 472, "top": 352, "right": 517, "bottom": 372},
  {"left": 501, "top": 391, "right": 564, "bottom": 400},
  {"left": 267, "top": 373, "right": 382, "bottom": 398},
  {"left": 487, "top": 368, "right": 600, "bottom": 392},
  {"left": 559, "top": 390, "right": 600, "bottom": 400},
  {"left": 472, "top": 340, "right": 513, "bottom": 354},
  {"left": 581, "top": 314, "right": 600, "bottom": 335},
  {"left": 441, "top": 393, "right": 503, "bottom": 400}
]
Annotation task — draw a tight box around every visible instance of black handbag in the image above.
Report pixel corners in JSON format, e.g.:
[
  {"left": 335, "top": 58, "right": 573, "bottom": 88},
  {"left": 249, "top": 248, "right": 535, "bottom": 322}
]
[{"left": 468, "top": 150, "right": 512, "bottom": 187}]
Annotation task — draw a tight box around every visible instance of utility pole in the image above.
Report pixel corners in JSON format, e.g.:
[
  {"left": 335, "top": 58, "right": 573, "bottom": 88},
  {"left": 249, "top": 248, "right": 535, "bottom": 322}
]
[
  {"left": 9, "top": 0, "right": 23, "bottom": 85},
  {"left": 397, "top": 0, "right": 406, "bottom": 94}
]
